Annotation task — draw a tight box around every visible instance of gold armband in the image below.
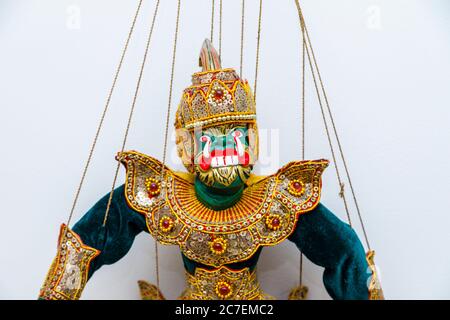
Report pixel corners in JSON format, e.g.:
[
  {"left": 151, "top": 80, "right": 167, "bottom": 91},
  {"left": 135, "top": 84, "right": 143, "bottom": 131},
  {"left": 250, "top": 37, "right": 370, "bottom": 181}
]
[{"left": 39, "top": 224, "right": 100, "bottom": 300}]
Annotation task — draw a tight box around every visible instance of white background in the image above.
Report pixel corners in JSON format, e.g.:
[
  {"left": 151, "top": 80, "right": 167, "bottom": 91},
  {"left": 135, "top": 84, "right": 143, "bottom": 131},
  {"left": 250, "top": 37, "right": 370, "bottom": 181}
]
[{"left": 1, "top": 0, "right": 449, "bottom": 300}]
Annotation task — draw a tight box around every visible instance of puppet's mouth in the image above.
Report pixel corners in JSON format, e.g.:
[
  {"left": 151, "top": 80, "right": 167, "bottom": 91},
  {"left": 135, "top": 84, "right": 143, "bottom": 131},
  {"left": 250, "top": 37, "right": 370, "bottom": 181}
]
[{"left": 198, "top": 134, "right": 249, "bottom": 170}]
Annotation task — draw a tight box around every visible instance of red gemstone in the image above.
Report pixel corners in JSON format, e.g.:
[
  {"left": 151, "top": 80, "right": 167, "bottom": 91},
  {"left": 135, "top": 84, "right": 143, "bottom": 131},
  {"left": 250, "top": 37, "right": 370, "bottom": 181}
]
[
  {"left": 213, "top": 242, "right": 223, "bottom": 252},
  {"left": 271, "top": 218, "right": 280, "bottom": 227},
  {"left": 162, "top": 219, "right": 171, "bottom": 229},
  {"left": 218, "top": 285, "right": 230, "bottom": 296},
  {"left": 293, "top": 182, "right": 302, "bottom": 190},
  {"left": 214, "top": 89, "right": 224, "bottom": 100},
  {"left": 149, "top": 182, "right": 158, "bottom": 191}
]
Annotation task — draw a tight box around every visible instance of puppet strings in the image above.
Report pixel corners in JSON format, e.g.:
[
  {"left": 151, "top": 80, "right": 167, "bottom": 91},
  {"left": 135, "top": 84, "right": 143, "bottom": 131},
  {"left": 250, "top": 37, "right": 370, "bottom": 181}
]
[
  {"left": 102, "top": 0, "right": 161, "bottom": 226},
  {"left": 157, "top": 0, "right": 182, "bottom": 298},
  {"left": 65, "top": 0, "right": 144, "bottom": 231},
  {"left": 253, "top": 0, "right": 263, "bottom": 101},
  {"left": 294, "top": 0, "right": 372, "bottom": 250}
]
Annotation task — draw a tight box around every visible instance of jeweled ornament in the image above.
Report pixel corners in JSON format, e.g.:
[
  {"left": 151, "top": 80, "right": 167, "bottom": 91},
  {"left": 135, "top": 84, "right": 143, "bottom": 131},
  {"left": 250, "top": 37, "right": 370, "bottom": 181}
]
[
  {"left": 265, "top": 214, "right": 283, "bottom": 231},
  {"left": 209, "top": 237, "right": 227, "bottom": 255},
  {"left": 288, "top": 179, "right": 305, "bottom": 197},
  {"left": 213, "top": 89, "right": 224, "bottom": 101},
  {"left": 215, "top": 281, "right": 233, "bottom": 299},
  {"left": 145, "top": 177, "right": 160, "bottom": 197},
  {"left": 159, "top": 216, "right": 174, "bottom": 233}
]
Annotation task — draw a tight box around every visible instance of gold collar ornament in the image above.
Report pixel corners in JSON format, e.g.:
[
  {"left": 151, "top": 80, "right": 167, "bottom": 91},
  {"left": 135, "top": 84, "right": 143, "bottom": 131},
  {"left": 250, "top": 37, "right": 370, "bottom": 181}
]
[{"left": 117, "top": 150, "right": 328, "bottom": 267}]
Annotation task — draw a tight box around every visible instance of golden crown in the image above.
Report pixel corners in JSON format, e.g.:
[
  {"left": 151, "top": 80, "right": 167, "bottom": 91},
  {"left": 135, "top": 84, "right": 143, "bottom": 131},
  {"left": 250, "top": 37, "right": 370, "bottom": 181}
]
[{"left": 174, "top": 40, "right": 256, "bottom": 130}]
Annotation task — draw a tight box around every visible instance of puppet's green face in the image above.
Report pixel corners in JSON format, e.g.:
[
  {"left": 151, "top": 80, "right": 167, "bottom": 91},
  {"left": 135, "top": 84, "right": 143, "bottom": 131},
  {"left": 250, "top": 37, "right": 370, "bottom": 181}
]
[{"left": 193, "top": 124, "right": 254, "bottom": 187}]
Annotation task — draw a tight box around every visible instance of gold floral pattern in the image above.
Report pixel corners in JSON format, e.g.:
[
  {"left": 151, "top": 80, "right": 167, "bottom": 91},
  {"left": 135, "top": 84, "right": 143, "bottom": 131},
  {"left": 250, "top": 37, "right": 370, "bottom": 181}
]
[
  {"left": 215, "top": 281, "right": 233, "bottom": 299},
  {"left": 265, "top": 213, "right": 283, "bottom": 231},
  {"left": 159, "top": 216, "right": 174, "bottom": 233},
  {"left": 287, "top": 179, "right": 305, "bottom": 197},
  {"left": 209, "top": 237, "right": 227, "bottom": 255},
  {"left": 145, "top": 177, "right": 160, "bottom": 197}
]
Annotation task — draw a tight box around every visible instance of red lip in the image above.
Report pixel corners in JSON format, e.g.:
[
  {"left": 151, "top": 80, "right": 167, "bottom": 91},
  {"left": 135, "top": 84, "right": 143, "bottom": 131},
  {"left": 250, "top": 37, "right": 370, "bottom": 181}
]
[{"left": 210, "top": 148, "right": 238, "bottom": 157}]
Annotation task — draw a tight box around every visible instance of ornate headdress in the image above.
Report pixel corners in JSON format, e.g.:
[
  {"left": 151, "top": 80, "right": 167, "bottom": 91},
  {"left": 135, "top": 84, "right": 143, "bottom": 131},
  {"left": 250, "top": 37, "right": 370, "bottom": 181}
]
[
  {"left": 174, "top": 39, "right": 256, "bottom": 131},
  {"left": 175, "top": 40, "right": 259, "bottom": 173}
]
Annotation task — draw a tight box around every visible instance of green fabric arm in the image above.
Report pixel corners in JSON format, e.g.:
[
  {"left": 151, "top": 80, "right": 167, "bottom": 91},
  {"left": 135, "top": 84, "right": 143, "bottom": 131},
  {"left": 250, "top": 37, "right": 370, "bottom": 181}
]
[
  {"left": 288, "top": 203, "right": 370, "bottom": 300},
  {"left": 72, "top": 184, "right": 147, "bottom": 278}
]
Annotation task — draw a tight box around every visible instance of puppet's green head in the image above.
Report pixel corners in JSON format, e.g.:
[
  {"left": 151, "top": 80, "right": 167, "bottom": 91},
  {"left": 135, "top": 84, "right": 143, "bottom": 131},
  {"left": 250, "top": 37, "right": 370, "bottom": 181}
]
[{"left": 192, "top": 123, "right": 257, "bottom": 187}]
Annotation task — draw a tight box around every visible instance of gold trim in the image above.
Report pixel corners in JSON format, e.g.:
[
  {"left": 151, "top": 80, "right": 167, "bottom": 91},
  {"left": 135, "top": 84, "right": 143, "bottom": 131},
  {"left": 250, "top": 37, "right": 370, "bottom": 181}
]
[{"left": 192, "top": 68, "right": 236, "bottom": 77}]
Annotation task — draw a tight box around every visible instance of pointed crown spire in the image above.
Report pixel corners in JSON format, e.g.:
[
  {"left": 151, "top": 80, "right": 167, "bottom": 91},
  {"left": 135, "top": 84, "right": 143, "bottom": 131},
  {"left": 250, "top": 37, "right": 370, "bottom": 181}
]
[{"left": 199, "top": 39, "right": 222, "bottom": 71}]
